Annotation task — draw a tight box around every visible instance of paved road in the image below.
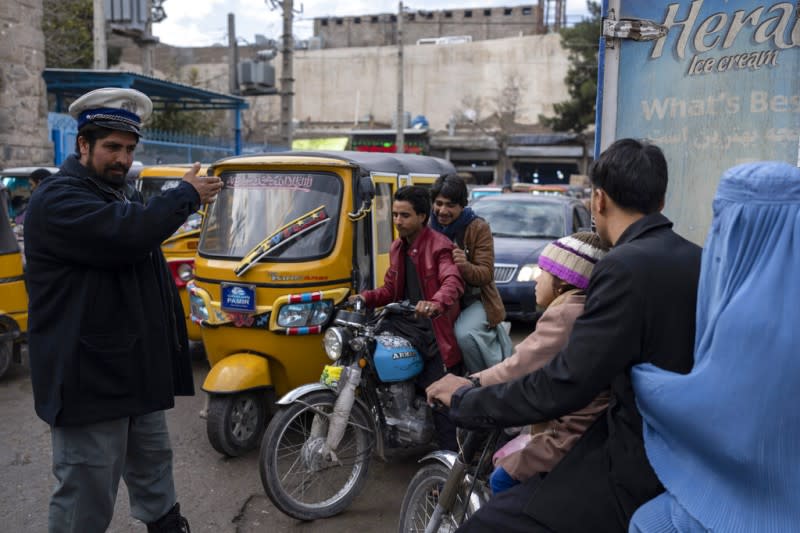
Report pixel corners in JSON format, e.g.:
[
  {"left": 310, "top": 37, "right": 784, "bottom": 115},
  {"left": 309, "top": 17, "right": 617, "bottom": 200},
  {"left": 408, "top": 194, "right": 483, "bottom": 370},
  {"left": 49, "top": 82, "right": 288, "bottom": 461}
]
[{"left": 0, "top": 322, "right": 533, "bottom": 532}]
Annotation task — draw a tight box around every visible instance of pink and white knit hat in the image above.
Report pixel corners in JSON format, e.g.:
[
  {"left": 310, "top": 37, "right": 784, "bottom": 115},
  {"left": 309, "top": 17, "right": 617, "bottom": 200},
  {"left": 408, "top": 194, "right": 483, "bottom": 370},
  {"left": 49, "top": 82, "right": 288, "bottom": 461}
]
[{"left": 537, "top": 232, "right": 608, "bottom": 290}]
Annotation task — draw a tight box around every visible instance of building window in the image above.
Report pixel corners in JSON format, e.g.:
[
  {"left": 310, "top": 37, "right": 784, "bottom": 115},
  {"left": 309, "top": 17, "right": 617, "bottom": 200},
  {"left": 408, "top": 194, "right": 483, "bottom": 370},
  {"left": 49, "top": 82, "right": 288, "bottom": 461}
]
[
  {"left": 335, "top": 18, "right": 343, "bottom": 25},
  {"left": 464, "top": 10, "right": 472, "bottom": 18},
  {"left": 321, "top": 19, "right": 328, "bottom": 26},
  {"left": 444, "top": 11, "right": 453, "bottom": 18},
  {"left": 522, "top": 7, "right": 532, "bottom": 15},
  {"left": 504, "top": 8, "right": 513, "bottom": 15},
  {"left": 390, "top": 14, "right": 397, "bottom": 22},
  {"left": 426, "top": 12, "right": 434, "bottom": 20},
  {"left": 371, "top": 15, "right": 379, "bottom": 23},
  {"left": 484, "top": 9, "right": 492, "bottom": 16},
  {"left": 354, "top": 17, "right": 361, "bottom": 24}
]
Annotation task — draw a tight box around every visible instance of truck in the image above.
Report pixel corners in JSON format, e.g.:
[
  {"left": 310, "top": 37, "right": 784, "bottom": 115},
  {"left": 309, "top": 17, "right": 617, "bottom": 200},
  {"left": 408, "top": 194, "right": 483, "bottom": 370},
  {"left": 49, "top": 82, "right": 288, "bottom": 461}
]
[{"left": 597, "top": 0, "right": 799, "bottom": 244}]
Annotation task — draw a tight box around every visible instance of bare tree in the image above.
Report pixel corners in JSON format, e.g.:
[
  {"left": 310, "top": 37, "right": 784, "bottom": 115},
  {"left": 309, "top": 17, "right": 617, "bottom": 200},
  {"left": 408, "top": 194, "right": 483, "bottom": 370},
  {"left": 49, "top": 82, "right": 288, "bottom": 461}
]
[{"left": 455, "top": 74, "right": 525, "bottom": 183}]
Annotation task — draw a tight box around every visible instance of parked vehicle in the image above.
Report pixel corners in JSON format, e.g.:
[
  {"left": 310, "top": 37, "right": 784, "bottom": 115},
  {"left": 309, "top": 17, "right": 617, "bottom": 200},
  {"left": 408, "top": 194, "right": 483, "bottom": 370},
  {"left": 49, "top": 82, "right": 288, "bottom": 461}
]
[
  {"left": 468, "top": 186, "right": 503, "bottom": 204},
  {"left": 0, "top": 185, "right": 27, "bottom": 379},
  {"left": 471, "top": 195, "right": 591, "bottom": 321},
  {"left": 398, "top": 427, "right": 500, "bottom": 533},
  {"left": 260, "top": 300, "right": 439, "bottom": 520},
  {"left": 188, "top": 151, "right": 454, "bottom": 456},
  {"left": 136, "top": 164, "right": 207, "bottom": 341}
]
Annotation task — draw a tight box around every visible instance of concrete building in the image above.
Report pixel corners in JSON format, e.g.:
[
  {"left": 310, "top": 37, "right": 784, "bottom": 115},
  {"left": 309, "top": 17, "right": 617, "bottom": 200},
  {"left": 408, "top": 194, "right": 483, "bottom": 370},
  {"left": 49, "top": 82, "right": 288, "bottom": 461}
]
[
  {"left": 0, "top": 0, "right": 51, "bottom": 167},
  {"left": 312, "top": 4, "right": 545, "bottom": 49}
]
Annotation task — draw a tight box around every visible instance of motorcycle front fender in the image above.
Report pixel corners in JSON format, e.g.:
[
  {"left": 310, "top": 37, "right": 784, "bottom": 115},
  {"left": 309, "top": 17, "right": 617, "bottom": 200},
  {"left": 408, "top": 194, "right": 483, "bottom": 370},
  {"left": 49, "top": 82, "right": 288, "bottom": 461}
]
[{"left": 418, "top": 449, "right": 459, "bottom": 469}]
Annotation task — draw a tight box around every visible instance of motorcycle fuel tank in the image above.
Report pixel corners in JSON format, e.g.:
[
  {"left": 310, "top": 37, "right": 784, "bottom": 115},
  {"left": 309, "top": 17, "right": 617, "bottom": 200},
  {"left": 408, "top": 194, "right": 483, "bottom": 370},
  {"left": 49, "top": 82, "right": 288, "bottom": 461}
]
[{"left": 373, "top": 335, "right": 423, "bottom": 382}]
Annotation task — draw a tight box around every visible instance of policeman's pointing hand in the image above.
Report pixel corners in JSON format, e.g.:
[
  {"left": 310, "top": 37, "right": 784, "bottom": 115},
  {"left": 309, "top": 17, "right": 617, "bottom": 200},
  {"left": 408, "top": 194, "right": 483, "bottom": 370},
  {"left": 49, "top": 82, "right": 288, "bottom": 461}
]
[{"left": 182, "top": 162, "right": 223, "bottom": 204}]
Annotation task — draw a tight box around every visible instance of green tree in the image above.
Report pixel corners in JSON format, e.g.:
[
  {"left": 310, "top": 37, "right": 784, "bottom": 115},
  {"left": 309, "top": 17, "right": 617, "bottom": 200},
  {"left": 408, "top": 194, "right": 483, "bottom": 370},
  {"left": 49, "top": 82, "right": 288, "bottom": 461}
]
[
  {"left": 42, "top": 0, "right": 94, "bottom": 68},
  {"left": 540, "top": 1, "right": 601, "bottom": 133}
]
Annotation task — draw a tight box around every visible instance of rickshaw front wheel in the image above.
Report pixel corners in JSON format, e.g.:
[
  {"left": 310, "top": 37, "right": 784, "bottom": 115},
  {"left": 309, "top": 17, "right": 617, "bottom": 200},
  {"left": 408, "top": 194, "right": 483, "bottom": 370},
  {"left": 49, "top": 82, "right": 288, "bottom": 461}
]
[
  {"left": 207, "top": 391, "right": 268, "bottom": 457},
  {"left": 0, "top": 339, "right": 12, "bottom": 380}
]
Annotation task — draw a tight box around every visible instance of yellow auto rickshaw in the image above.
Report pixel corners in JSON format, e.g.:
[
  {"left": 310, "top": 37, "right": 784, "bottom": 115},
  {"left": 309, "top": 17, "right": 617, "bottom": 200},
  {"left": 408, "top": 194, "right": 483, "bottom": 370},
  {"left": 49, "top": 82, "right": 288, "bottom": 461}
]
[
  {"left": 0, "top": 184, "right": 27, "bottom": 379},
  {"left": 136, "top": 164, "right": 208, "bottom": 342},
  {"left": 189, "top": 151, "right": 454, "bottom": 456}
]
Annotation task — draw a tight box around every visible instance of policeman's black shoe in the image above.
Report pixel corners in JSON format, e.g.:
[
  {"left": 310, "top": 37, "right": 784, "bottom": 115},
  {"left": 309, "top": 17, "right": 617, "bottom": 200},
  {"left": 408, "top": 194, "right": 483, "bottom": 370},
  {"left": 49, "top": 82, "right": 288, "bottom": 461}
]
[{"left": 146, "top": 502, "right": 191, "bottom": 533}]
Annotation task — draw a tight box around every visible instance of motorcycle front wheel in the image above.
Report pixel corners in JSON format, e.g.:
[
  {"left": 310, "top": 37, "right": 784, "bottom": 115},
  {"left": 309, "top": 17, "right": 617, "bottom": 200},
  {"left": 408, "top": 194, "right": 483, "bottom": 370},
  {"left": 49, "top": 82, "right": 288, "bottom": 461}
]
[
  {"left": 259, "top": 390, "right": 373, "bottom": 520},
  {"left": 398, "top": 463, "right": 469, "bottom": 533}
]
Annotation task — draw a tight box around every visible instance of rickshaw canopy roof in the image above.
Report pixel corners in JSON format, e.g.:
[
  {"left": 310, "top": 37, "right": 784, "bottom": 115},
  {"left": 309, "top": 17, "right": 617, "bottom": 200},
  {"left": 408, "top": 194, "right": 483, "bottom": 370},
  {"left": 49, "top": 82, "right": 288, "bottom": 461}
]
[{"left": 210, "top": 151, "right": 456, "bottom": 176}]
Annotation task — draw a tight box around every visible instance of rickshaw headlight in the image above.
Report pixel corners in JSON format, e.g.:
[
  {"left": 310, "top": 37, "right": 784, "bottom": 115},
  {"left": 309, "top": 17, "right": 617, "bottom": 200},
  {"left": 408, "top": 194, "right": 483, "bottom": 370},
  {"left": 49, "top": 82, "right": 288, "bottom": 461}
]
[
  {"left": 177, "top": 262, "right": 194, "bottom": 282},
  {"left": 323, "top": 327, "right": 349, "bottom": 360},
  {"left": 277, "top": 300, "right": 333, "bottom": 327},
  {"left": 189, "top": 292, "right": 208, "bottom": 323}
]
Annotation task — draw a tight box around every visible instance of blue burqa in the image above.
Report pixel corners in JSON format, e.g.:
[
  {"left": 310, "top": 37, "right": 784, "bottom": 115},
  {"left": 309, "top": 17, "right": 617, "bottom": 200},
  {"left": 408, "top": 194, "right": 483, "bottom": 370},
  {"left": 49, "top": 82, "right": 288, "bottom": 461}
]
[{"left": 630, "top": 162, "right": 800, "bottom": 532}]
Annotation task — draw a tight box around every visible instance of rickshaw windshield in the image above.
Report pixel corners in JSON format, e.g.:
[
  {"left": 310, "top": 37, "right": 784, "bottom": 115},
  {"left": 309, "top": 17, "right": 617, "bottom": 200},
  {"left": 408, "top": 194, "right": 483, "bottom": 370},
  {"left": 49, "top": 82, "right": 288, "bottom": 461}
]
[
  {"left": 0, "top": 189, "right": 19, "bottom": 254},
  {"left": 199, "top": 171, "right": 342, "bottom": 260}
]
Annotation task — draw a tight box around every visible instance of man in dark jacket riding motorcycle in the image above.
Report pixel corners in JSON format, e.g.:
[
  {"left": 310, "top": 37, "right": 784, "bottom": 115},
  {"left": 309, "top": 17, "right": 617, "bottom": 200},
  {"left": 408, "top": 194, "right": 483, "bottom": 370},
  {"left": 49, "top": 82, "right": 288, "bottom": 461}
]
[
  {"left": 24, "top": 88, "right": 222, "bottom": 533},
  {"left": 427, "top": 139, "right": 702, "bottom": 532}
]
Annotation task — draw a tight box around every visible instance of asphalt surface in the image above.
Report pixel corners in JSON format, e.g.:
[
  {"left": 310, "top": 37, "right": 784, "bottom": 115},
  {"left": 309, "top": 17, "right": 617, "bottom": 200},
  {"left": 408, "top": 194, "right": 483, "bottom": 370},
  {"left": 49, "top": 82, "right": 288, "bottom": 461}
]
[{"left": 0, "top": 323, "right": 533, "bottom": 532}]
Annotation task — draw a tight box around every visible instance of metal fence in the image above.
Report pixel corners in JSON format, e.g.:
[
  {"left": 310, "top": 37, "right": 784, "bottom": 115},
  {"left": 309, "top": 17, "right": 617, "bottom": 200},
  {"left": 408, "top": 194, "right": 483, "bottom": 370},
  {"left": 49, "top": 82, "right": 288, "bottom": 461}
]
[{"left": 47, "top": 113, "right": 272, "bottom": 166}]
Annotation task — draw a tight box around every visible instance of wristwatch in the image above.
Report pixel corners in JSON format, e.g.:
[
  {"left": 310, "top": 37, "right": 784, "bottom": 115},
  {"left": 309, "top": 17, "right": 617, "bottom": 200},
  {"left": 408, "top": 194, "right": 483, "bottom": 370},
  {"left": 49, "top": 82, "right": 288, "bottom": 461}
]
[{"left": 468, "top": 375, "right": 481, "bottom": 388}]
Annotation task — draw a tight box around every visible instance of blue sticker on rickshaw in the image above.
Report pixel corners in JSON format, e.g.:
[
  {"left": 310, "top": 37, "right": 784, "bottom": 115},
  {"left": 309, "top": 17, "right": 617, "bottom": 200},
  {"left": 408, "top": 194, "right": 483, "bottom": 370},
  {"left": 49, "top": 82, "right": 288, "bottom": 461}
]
[{"left": 221, "top": 283, "right": 256, "bottom": 313}]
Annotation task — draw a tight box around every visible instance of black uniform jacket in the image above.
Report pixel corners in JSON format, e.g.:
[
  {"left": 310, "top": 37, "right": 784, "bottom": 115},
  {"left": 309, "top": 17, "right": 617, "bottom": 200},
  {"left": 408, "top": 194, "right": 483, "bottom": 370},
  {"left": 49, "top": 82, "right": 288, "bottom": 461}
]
[
  {"left": 24, "top": 155, "right": 199, "bottom": 426},
  {"left": 450, "top": 213, "right": 702, "bottom": 532}
]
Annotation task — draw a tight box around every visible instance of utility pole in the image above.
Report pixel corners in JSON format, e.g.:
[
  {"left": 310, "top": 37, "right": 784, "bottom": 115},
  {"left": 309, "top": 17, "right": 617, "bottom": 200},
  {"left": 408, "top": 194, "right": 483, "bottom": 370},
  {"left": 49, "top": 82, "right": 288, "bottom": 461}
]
[
  {"left": 280, "top": 0, "right": 295, "bottom": 147},
  {"left": 142, "top": 0, "right": 154, "bottom": 76},
  {"left": 93, "top": 0, "right": 107, "bottom": 69},
  {"left": 395, "top": 1, "right": 404, "bottom": 154},
  {"left": 228, "top": 13, "right": 239, "bottom": 94}
]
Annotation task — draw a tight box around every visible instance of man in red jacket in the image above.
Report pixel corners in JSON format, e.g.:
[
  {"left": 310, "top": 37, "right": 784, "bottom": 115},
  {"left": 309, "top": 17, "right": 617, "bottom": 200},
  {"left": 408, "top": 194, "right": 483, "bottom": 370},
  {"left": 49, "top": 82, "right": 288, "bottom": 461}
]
[{"left": 354, "top": 185, "right": 464, "bottom": 449}]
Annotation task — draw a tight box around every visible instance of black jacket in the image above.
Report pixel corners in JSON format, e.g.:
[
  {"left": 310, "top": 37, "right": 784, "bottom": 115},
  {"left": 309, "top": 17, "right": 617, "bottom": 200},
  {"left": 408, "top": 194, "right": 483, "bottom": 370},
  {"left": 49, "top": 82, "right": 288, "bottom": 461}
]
[
  {"left": 24, "top": 155, "right": 199, "bottom": 426},
  {"left": 450, "top": 213, "right": 702, "bottom": 532}
]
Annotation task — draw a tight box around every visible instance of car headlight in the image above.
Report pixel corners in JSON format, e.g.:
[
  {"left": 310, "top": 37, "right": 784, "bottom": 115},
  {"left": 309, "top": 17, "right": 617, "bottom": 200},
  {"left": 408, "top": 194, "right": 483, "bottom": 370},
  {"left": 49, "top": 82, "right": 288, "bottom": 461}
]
[
  {"left": 323, "top": 327, "right": 350, "bottom": 361},
  {"left": 277, "top": 300, "right": 334, "bottom": 327},
  {"left": 517, "top": 264, "right": 542, "bottom": 282}
]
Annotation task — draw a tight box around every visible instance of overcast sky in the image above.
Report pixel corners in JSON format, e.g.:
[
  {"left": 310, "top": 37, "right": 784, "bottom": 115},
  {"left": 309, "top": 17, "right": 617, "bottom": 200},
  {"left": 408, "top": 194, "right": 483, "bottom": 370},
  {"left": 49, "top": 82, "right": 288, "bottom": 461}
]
[{"left": 152, "top": 0, "right": 592, "bottom": 47}]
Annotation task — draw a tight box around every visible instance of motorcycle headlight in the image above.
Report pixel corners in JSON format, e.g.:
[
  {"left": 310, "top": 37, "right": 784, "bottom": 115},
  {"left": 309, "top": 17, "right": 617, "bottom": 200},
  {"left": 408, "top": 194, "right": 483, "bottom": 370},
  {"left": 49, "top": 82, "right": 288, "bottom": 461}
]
[
  {"left": 323, "top": 327, "right": 350, "bottom": 361},
  {"left": 277, "top": 300, "right": 334, "bottom": 327},
  {"left": 517, "top": 264, "right": 542, "bottom": 282}
]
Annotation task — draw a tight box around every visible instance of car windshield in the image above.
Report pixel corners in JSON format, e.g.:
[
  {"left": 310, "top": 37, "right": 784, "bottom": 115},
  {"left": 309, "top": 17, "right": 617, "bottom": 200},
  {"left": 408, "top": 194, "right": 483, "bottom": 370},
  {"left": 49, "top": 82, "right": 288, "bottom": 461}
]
[
  {"left": 199, "top": 171, "right": 342, "bottom": 260},
  {"left": 472, "top": 199, "right": 565, "bottom": 238},
  {"left": 139, "top": 177, "right": 181, "bottom": 204}
]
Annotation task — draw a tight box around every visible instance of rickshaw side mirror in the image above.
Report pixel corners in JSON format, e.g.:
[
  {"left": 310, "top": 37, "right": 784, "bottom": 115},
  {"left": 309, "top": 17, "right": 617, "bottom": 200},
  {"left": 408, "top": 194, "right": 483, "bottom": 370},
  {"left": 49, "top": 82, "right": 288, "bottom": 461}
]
[{"left": 357, "top": 176, "right": 375, "bottom": 204}]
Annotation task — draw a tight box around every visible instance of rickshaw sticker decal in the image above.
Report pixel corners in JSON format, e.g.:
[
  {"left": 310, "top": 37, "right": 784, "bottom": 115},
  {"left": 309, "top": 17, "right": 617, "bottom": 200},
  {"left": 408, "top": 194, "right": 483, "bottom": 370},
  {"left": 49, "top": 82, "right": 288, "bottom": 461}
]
[
  {"left": 225, "top": 173, "right": 314, "bottom": 191},
  {"left": 287, "top": 291, "right": 323, "bottom": 303},
  {"left": 230, "top": 312, "right": 255, "bottom": 328},
  {"left": 285, "top": 325, "right": 323, "bottom": 335}
]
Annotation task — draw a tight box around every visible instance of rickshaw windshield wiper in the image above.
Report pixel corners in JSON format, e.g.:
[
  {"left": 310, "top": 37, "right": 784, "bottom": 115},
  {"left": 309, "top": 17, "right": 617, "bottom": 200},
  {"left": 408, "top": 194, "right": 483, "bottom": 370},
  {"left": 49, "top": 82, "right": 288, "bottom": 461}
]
[{"left": 233, "top": 205, "right": 330, "bottom": 277}]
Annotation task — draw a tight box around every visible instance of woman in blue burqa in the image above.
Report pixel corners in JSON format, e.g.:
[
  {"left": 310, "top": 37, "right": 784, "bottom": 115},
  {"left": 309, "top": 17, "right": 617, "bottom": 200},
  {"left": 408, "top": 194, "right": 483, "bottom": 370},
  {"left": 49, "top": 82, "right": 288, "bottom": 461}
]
[{"left": 629, "top": 161, "right": 800, "bottom": 532}]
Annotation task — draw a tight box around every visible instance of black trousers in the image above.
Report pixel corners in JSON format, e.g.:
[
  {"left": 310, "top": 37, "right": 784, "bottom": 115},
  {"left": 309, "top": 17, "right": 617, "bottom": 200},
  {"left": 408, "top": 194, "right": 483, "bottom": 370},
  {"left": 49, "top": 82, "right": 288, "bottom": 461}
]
[{"left": 456, "top": 474, "right": 553, "bottom": 532}]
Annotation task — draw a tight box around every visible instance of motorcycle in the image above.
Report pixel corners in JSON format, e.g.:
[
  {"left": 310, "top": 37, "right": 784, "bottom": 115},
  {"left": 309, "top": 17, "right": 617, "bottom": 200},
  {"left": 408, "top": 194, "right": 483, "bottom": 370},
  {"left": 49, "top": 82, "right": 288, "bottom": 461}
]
[
  {"left": 259, "top": 299, "right": 438, "bottom": 520},
  {"left": 398, "top": 427, "right": 501, "bottom": 533}
]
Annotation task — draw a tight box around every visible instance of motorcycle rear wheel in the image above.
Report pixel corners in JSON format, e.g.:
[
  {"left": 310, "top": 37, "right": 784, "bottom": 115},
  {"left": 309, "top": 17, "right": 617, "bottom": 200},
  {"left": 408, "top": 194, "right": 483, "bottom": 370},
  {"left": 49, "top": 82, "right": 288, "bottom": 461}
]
[
  {"left": 398, "top": 463, "right": 466, "bottom": 533},
  {"left": 259, "top": 390, "right": 373, "bottom": 520}
]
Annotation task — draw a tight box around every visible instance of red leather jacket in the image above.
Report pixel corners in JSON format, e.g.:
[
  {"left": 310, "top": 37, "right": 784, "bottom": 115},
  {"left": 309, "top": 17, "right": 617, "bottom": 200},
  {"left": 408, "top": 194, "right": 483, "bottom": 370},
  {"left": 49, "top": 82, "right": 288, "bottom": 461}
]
[{"left": 361, "top": 226, "right": 464, "bottom": 368}]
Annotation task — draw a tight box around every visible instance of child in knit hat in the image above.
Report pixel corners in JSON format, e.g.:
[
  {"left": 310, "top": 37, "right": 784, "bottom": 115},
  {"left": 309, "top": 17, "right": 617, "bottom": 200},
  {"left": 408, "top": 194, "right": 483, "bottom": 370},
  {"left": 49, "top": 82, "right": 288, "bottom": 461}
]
[{"left": 471, "top": 231, "right": 611, "bottom": 495}]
